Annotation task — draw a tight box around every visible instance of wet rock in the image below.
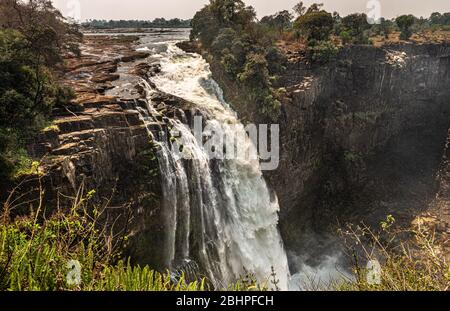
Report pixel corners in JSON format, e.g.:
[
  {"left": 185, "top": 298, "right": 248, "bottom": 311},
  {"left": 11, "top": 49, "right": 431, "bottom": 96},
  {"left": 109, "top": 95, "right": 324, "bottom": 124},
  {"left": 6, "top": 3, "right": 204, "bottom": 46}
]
[
  {"left": 120, "top": 51, "right": 151, "bottom": 62},
  {"left": 91, "top": 73, "right": 120, "bottom": 83}
]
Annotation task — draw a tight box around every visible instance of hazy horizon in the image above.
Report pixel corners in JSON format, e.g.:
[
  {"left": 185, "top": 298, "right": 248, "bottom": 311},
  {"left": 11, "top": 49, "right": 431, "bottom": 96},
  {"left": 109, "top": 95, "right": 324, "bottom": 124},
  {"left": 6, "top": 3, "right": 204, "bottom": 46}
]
[{"left": 52, "top": 0, "right": 450, "bottom": 22}]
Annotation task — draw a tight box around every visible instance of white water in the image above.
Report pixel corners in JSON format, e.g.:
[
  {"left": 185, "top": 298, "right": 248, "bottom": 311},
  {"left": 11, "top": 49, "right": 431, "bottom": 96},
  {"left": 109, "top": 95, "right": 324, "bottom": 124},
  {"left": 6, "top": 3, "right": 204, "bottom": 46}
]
[{"left": 141, "top": 42, "right": 290, "bottom": 289}]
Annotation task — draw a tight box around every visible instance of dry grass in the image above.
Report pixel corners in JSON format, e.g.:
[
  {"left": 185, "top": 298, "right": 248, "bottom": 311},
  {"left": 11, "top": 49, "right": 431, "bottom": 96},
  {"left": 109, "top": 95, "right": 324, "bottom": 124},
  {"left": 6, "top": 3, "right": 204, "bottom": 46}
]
[{"left": 335, "top": 216, "right": 449, "bottom": 291}]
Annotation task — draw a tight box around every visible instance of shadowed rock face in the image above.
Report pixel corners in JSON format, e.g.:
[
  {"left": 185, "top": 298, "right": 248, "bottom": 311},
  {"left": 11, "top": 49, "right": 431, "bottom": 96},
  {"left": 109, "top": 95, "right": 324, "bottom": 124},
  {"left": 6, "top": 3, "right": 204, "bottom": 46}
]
[
  {"left": 205, "top": 43, "right": 450, "bottom": 265},
  {"left": 27, "top": 35, "right": 198, "bottom": 270},
  {"left": 28, "top": 35, "right": 449, "bottom": 274}
]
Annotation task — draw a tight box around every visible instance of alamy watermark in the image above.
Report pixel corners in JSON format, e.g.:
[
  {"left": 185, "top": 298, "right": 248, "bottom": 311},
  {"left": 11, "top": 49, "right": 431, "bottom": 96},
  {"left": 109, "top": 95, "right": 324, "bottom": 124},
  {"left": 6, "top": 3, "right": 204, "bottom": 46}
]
[
  {"left": 366, "top": 0, "right": 382, "bottom": 24},
  {"left": 163, "top": 115, "right": 280, "bottom": 171},
  {"left": 54, "top": 0, "right": 82, "bottom": 22}
]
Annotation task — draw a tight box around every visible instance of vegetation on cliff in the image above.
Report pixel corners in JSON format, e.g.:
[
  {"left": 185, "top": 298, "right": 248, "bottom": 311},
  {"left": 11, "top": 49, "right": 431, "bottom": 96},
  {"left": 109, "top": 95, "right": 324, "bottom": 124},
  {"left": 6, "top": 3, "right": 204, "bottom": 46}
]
[
  {"left": 190, "top": 0, "right": 286, "bottom": 120},
  {"left": 190, "top": 1, "right": 450, "bottom": 120},
  {"left": 0, "top": 0, "right": 79, "bottom": 183},
  {"left": 336, "top": 216, "right": 449, "bottom": 291},
  {"left": 0, "top": 181, "right": 270, "bottom": 291}
]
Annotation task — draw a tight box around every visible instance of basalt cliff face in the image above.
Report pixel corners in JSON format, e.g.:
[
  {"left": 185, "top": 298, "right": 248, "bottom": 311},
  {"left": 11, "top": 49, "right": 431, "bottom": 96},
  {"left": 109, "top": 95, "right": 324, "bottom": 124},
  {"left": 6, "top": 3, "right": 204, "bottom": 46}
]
[
  {"left": 24, "top": 36, "right": 450, "bottom": 273},
  {"left": 204, "top": 43, "right": 450, "bottom": 263},
  {"left": 26, "top": 36, "right": 197, "bottom": 270}
]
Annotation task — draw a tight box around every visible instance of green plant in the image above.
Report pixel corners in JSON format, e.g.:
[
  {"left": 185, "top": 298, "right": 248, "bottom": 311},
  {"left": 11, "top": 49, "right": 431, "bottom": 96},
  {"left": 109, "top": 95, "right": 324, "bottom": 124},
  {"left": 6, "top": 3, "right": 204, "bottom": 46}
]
[
  {"left": 0, "top": 182, "right": 270, "bottom": 291},
  {"left": 341, "top": 13, "right": 371, "bottom": 44},
  {"left": 294, "top": 11, "right": 334, "bottom": 41},
  {"left": 340, "top": 30, "right": 351, "bottom": 45},
  {"left": 308, "top": 40, "right": 339, "bottom": 63},
  {"left": 337, "top": 216, "right": 449, "bottom": 291},
  {"left": 396, "top": 15, "right": 416, "bottom": 40}
]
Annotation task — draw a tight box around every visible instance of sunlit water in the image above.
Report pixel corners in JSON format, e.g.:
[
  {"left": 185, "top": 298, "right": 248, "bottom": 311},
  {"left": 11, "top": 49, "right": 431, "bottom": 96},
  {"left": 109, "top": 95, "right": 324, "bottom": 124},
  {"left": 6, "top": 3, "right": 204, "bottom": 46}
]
[{"left": 106, "top": 29, "right": 348, "bottom": 290}]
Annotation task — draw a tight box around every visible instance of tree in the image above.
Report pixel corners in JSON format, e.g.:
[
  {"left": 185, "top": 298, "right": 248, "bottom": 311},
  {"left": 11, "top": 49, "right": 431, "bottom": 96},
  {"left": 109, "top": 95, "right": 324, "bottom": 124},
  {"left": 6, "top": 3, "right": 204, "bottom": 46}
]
[
  {"left": 0, "top": 0, "right": 82, "bottom": 63},
  {"left": 191, "top": 6, "right": 220, "bottom": 46},
  {"left": 429, "top": 12, "right": 442, "bottom": 25},
  {"left": 379, "top": 18, "right": 393, "bottom": 38},
  {"left": 191, "top": 0, "right": 256, "bottom": 47},
  {"left": 342, "top": 13, "right": 371, "bottom": 44},
  {"left": 294, "top": 11, "right": 333, "bottom": 41},
  {"left": 293, "top": 1, "right": 306, "bottom": 17},
  {"left": 396, "top": 15, "right": 415, "bottom": 40},
  {"left": 0, "top": 1, "right": 78, "bottom": 180},
  {"left": 260, "top": 10, "right": 293, "bottom": 34},
  {"left": 306, "top": 3, "right": 324, "bottom": 14}
]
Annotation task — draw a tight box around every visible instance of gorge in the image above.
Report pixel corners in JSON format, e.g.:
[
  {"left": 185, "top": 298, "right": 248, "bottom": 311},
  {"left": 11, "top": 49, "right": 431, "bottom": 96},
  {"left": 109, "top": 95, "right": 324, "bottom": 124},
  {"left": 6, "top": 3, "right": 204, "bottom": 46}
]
[{"left": 25, "top": 29, "right": 450, "bottom": 290}]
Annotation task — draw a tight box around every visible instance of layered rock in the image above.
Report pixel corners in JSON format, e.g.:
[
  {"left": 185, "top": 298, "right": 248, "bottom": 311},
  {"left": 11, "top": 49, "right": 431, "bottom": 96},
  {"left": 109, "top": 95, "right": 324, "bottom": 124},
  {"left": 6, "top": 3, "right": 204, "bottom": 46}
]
[
  {"left": 202, "top": 42, "right": 450, "bottom": 261},
  {"left": 26, "top": 35, "right": 193, "bottom": 270}
]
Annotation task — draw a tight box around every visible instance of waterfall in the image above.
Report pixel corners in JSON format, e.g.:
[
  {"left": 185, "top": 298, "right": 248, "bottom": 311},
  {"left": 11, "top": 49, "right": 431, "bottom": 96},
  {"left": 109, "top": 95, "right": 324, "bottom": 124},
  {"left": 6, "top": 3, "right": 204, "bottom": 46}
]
[{"left": 137, "top": 41, "right": 290, "bottom": 290}]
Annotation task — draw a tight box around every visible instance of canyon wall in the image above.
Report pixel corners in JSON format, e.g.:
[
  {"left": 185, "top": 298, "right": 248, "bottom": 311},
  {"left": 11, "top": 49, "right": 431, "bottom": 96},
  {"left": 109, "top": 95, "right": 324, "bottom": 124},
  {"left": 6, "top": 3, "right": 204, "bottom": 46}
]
[
  {"left": 26, "top": 36, "right": 450, "bottom": 273},
  {"left": 207, "top": 43, "right": 450, "bottom": 263}
]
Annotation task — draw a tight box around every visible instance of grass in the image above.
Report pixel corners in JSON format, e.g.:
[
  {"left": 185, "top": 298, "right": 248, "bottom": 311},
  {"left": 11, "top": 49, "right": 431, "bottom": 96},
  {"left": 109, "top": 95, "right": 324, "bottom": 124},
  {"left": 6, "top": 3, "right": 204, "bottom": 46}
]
[
  {"left": 334, "top": 216, "right": 449, "bottom": 291},
  {"left": 0, "top": 180, "right": 264, "bottom": 291},
  {"left": 1, "top": 177, "right": 447, "bottom": 291}
]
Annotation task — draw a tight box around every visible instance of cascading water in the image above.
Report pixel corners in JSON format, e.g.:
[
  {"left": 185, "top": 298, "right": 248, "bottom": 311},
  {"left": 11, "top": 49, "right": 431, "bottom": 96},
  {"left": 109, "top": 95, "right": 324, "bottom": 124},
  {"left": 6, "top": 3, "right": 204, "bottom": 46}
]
[{"left": 129, "top": 33, "right": 290, "bottom": 289}]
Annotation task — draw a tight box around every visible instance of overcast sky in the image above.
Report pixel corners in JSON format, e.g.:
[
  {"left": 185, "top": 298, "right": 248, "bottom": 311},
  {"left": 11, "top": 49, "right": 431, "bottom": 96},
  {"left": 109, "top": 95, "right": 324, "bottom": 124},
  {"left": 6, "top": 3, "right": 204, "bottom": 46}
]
[{"left": 52, "top": 0, "right": 450, "bottom": 21}]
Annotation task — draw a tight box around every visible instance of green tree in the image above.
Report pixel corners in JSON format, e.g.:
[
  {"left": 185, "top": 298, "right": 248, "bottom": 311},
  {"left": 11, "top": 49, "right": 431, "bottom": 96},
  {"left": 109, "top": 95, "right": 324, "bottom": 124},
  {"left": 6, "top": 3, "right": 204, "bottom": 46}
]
[
  {"left": 191, "top": 6, "right": 220, "bottom": 47},
  {"left": 341, "top": 13, "right": 371, "bottom": 44},
  {"left": 379, "top": 18, "right": 393, "bottom": 39},
  {"left": 260, "top": 10, "right": 293, "bottom": 34},
  {"left": 292, "top": 1, "right": 306, "bottom": 17},
  {"left": 396, "top": 14, "right": 416, "bottom": 40},
  {"left": 191, "top": 0, "right": 256, "bottom": 47},
  {"left": 294, "top": 11, "right": 334, "bottom": 41},
  {"left": 306, "top": 3, "right": 324, "bottom": 14},
  {"left": 0, "top": 1, "right": 79, "bottom": 181},
  {"left": 238, "top": 52, "right": 270, "bottom": 88}
]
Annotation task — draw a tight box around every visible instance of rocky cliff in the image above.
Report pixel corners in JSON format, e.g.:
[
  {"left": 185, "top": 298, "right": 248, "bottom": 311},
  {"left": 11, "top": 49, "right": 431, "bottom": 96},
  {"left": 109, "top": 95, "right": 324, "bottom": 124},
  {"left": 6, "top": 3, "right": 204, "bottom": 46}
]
[
  {"left": 204, "top": 43, "right": 450, "bottom": 264},
  {"left": 26, "top": 35, "right": 195, "bottom": 270},
  {"left": 24, "top": 35, "right": 449, "bottom": 273}
]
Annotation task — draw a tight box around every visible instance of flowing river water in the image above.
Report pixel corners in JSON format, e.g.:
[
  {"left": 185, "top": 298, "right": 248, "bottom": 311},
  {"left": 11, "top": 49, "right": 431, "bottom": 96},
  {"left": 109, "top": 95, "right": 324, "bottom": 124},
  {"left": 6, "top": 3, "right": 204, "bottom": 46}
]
[{"left": 105, "top": 29, "right": 291, "bottom": 289}]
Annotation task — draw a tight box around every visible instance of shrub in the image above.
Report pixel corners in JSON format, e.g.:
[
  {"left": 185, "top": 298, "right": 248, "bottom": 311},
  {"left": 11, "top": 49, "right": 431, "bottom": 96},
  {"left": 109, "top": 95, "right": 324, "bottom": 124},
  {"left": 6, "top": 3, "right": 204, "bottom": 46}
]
[
  {"left": 396, "top": 15, "right": 416, "bottom": 40},
  {"left": 336, "top": 216, "right": 449, "bottom": 291},
  {"left": 341, "top": 13, "right": 371, "bottom": 44},
  {"left": 308, "top": 40, "right": 339, "bottom": 64},
  {"left": 340, "top": 30, "right": 351, "bottom": 45},
  {"left": 294, "top": 11, "right": 334, "bottom": 41},
  {"left": 238, "top": 52, "right": 270, "bottom": 88},
  {"left": 0, "top": 184, "right": 268, "bottom": 291}
]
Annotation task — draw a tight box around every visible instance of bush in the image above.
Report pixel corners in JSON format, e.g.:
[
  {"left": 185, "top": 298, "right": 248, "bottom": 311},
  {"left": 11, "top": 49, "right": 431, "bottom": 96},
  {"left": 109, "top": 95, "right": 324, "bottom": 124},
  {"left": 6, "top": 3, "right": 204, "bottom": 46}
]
[
  {"left": 336, "top": 216, "right": 449, "bottom": 291},
  {"left": 308, "top": 40, "right": 339, "bottom": 64},
  {"left": 396, "top": 15, "right": 416, "bottom": 40},
  {"left": 341, "top": 13, "right": 371, "bottom": 44},
  {"left": 0, "top": 184, "right": 266, "bottom": 291},
  {"left": 0, "top": 29, "right": 75, "bottom": 181},
  {"left": 340, "top": 30, "right": 351, "bottom": 45},
  {"left": 294, "top": 11, "right": 334, "bottom": 41}
]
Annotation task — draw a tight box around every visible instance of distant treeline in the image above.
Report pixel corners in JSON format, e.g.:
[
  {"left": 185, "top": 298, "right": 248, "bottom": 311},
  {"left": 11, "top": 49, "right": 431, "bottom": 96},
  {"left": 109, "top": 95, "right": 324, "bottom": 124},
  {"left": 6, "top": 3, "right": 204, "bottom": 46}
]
[{"left": 81, "top": 18, "right": 192, "bottom": 29}]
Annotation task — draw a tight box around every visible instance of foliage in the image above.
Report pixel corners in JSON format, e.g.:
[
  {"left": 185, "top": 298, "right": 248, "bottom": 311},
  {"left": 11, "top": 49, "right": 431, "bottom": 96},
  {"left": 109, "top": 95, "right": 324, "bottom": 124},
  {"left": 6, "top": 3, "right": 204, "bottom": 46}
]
[
  {"left": 396, "top": 15, "right": 416, "bottom": 40},
  {"left": 265, "top": 46, "right": 287, "bottom": 74},
  {"left": 307, "top": 40, "right": 338, "bottom": 63},
  {"left": 260, "top": 10, "right": 293, "bottom": 34},
  {"left": 294, "top": 11, "right": 334, "bottom": 41},
  {"left": 0, "top": 0, "right": 82, "bottom": 62},
  {"left": 341, "top": 13, "right": 371, "bottom": 44},
  {"left": 292, "top": 1, "right": 306, "bottom": 17},
  {"left": 0, "top": 184, "right": 206, "bottom": 291},
  {"left": 191, "top": 0, "right": 256, "bottom": 48},
  {"left": 191, "top": 0, "right": 283, "bottom": 120},
  {"left": 429, "top": 12, "right": 450, "bottom": 26},
  {"left": 0, "top": 184, "right": 269, "bottom": 291},
  {"left": 340, "top": 30, "right": 351, "bottom": 45},
  {"left": 336, "top": 216, "right": 449, "bottom": 291},
  {"left": 0, "top": 1, "right": 78, "bottom": 182}
]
